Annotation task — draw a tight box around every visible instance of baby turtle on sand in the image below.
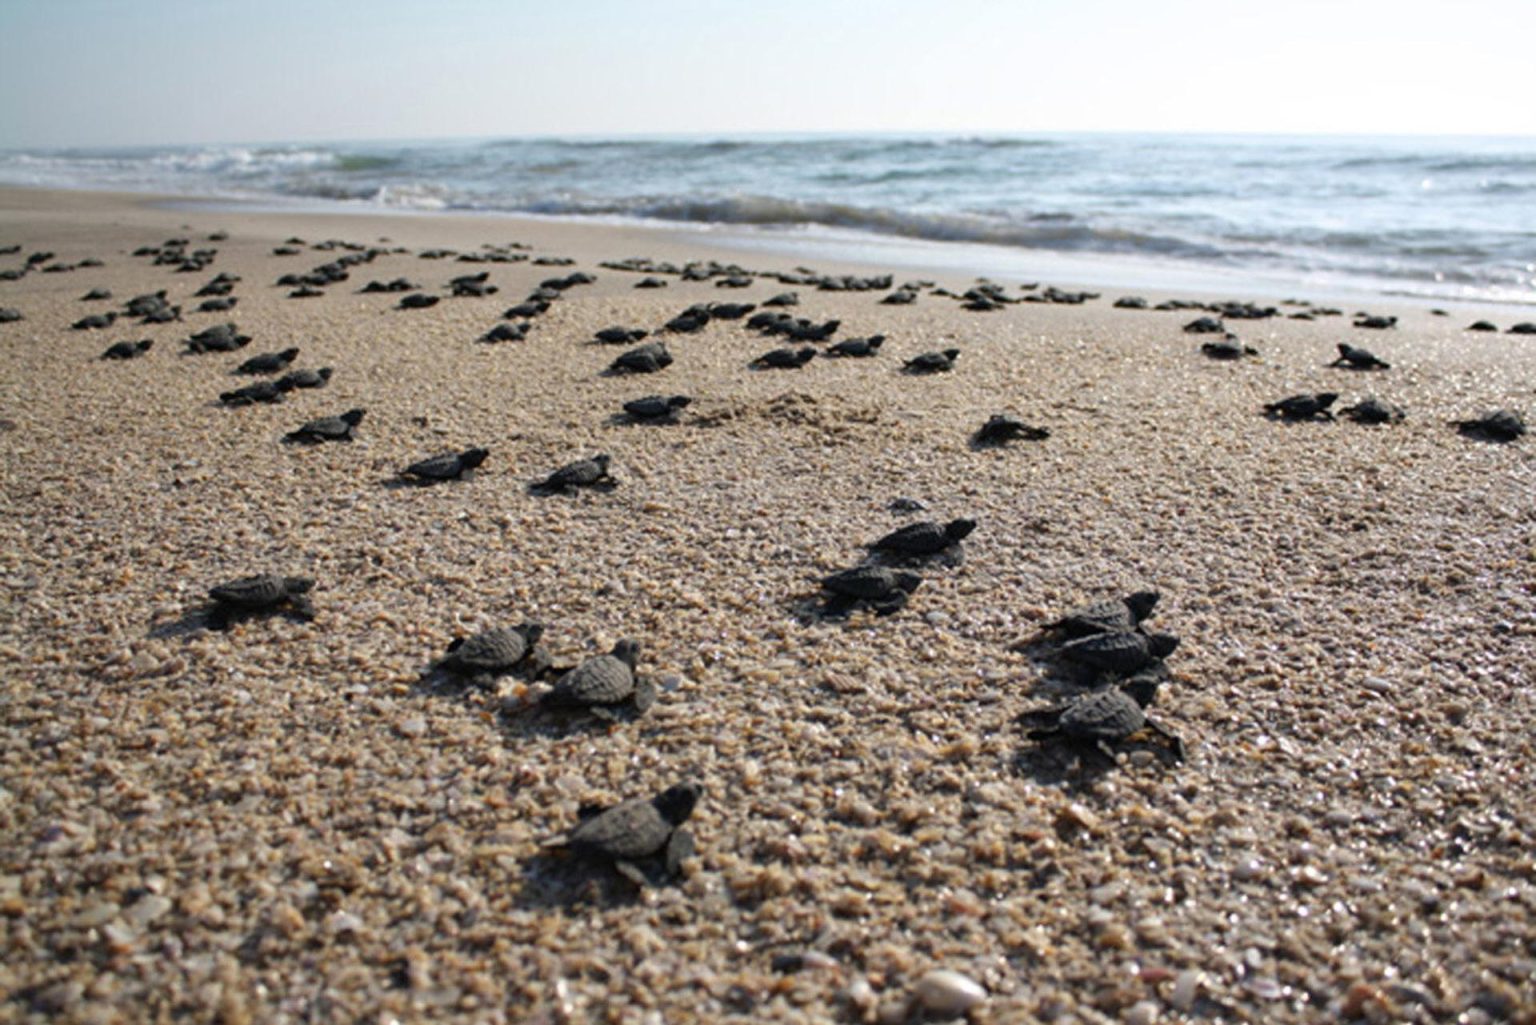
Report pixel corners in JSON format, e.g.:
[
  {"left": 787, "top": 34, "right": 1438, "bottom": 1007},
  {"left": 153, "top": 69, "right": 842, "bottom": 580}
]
[
  {"left": 1467, "top": 320, "right": 1498, "bottom": 332},
  {"left": 439, "top": 623, "right": 544, "bottom": 684},
  {"left": 236, "top": 347, "right": 300, "bottom": 374},
  {"left": 1058, "top": 629, "right": 1179, "bottom": 677},
  {"left": 220, "top": 380, "right": 289, "bottom": 406},
  {"left": 973, "top": 415, "right": 1050, "bottom": 446},
  {"left": 819, "top": 565, "right": 923, "bottom": 616},
  {"left": 1263, "top": 393, "right": 1337, "bottom": 421},
  {"left": 397, "top": 293, "right": 439, "bottom": 310},
  {"left": 276, "top": 367, "right": 332, "bottom": 390},
  {"left": 751, "top": 346, "right": 817, "bottom": 369},
  {"left": 72, "top": 312, "right": 118, "bottom": 331},
  {"left": 533, "top": 453, "right": 614, "bottom": 493},
  {"left": 284, "top": 408, "right": 365, "bottom": 443},
  {"left": 207, "top": 574, "right": 315, "bottom": 628},
  {"left": 1040, "top": 590, "right": 1160, "bottom": 640},
  {"left": 609, "top": 342, "right": 673, "bottom": 374},
  {"left": 825, "top": 335, "right": 885, "bottom": 358},
  {"left": 81, "top": 287, "right": 112, "bottom": 301},
  {"left": 400, "top": 447, "right": 490, "bottom": 482},
  {"left": 1353, "top": 314, "right": 1396, "bottom": 329},
  {"left": 551, "top": 782, "right": 701, "bottom": 886},
  {"left": 540, "top": 639, "right": 655, "bottom": 720},
  {"left": 1183, "top": 316, "right": 1225, "bottom": 334},
  {"left": 1023, "top": 673, "right": 1184, "bottom": 763},
  {"left": 0, "top": 308, "right": 22, "bottom": 323},
  {"left": 623, "top": 395, "right": 692, "bottom": 422},
  {"left": 1452, "top": 409, "right": 1526, "bottom": 442},
  {"left": 1509, "top": 322, "right": 1536, "bottom": 335},
  {"left": 902, "top": 349, "right": 960, "bottom": 374},
  {"left": 101, "top": 339, "right": 153, "bottom": 360},
  {"left": 594, "top": 326, "right": 649, "bottom": 345},
  {"left": 185, "top": 323, "right": 250, "bottom": 353},
  {"left": 869, "top": 518, "right": 976, "bottom": 556},
  {"left": 1340, "top": 397, "right": 1405, "bottom": 424},
  {"left": 1330, "top": 343, "right": 1390, "bottom": 370},
  {"left": 1200, "top": 335, "right": 1258, "bottom": 360}
]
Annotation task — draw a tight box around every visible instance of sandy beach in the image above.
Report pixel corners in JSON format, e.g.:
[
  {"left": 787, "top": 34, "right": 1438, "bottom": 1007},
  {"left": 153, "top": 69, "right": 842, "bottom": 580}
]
[{"left": 1, "top": 186, "right": 1533, "bottom": 1024}]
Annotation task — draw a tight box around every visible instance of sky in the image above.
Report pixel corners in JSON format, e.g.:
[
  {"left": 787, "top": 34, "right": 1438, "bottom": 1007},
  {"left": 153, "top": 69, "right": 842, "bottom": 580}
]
[{"left": 0, "top": 0, "right": 1532, "bottom": 148}]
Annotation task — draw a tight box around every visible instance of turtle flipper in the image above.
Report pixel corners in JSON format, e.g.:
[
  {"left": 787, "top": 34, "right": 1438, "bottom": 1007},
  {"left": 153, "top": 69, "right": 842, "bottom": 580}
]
[
  {"left": 1145, "top": 719, "right": 1186, "bottom": 762},
  {"left": 632, "top": 677, "right": 658, "bottom": 714},
  {"left": 665, "top": 826, "right": 696, "bottom": 878},
  {"left": 613, "top": 860, "right": 649, "bottom": 887}
]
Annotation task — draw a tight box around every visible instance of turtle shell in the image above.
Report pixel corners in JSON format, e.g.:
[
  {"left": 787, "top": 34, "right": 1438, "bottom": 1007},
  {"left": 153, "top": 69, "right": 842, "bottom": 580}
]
[
  {"left": 566, "top": 783, "right": 699, "bottom": 861},
  {"left": 821, "top": 565, "right": 918, "bottom": 600},
  {"left": 1057, "top": 687, "right": 1148, "bottom": 741},
  {"left": 209, "top": 574, "right": 310, "bottom": 609},
  {"left": 1058, "top": 630, "right": 1178, "bottom": 675},
  {"left": 443, "top": 624, "right": 542, "bottom": 672},
  {"left": 545, "top": 641, "right": 640, "bottom": 706},
  {"left": 1046, "top": 591, "right": 1159, "bottom": 638}
]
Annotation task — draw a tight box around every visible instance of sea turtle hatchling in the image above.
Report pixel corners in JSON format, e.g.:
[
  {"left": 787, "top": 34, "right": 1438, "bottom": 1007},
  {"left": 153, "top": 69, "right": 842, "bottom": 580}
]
[
  {"left": 1263, "top": 393, "right": 1338, "bottom": 421},
  {"left": 1058, "top": 629, "right": 1179, "bottom": 677},
  {"left": 283, "top": 408, "right": 365, "bottom": 443},
  {"left": 1452, "top": 409, "right": 1526, "bottom": 442},
  {"left": 237, "top": 347, "right": 300, "bottom": 374},
  {"left": 1023, "top": 673, "right": 1185, "bottom": 763},
  {"left": 1200, "top": 335, "right": 1258, "bottom": 360},
  {"left": 540, "top": 639, "right": 655, "bottom": 720},
  {"left": 751, "top": 346, "right": 816, "bottom": 369},
  {"left": 1340, "top": 397, "right": 1405, "bottom": 424},
  {"left": 869, "top": 518, "right": 976, "bottom": 557},
  {"left": 972, "top": 414, "right": 1050, "bottom": 446},
  {"left": 206, "top": 573, "right": 315, "bottom": 628},
  {"left": 622, "top": 395, "right": 692, "bottom": 422},
  {"left": 1040, "top": 590, "right": 1161, "bottom": 640},
  {"left": 609, "top": 342, "right": 673, "bottom": 374},
  {"left": 551, "top": 781, "right": 701, "bottom": 886},
  {"left": 438, "top": 623, "right": 545, "bottom": 684},
  {"left": 1330, "top": 343, "right": 1390, "bottom": 370},
  {"left": 819, "top": 565, "right": 922, "bottom": 617},
  {"left": 902, "top": 349, "right": 960, "bottom": 374},
  {"left": 101, "top": 339, "right": 153, "bottom": 360},
  {"left": 399, "top": 447, "right": 490, "bottom": 483},
  {"left": 533, "top": 453, "right": 613, "bottom": 493}
]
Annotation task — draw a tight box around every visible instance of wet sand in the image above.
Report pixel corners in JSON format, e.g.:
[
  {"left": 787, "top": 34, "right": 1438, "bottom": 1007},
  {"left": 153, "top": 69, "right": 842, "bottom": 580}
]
[{"left": 1, "top": 186, "right": 1533, "bottom": 1024}]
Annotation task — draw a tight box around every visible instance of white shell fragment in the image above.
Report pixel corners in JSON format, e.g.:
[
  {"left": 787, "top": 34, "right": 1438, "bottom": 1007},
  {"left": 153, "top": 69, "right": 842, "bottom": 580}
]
[{"left": 913, "top": 969, "right": 987, "bottom": 1016}]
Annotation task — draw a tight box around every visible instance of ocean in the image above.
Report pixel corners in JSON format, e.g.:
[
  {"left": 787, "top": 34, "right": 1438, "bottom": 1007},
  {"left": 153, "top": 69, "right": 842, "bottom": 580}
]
[{"left": 2, "top": 133, "right": 1532, "bottom": 305}]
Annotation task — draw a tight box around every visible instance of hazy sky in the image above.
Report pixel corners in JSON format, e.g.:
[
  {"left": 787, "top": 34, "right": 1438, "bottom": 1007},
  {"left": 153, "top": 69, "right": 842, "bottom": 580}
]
[{"left": 1, "top": 0, "right": 1531, "bottom": 148}]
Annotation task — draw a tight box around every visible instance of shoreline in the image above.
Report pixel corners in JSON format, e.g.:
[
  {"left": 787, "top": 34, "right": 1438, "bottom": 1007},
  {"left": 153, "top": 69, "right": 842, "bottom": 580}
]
[{"left": 8, "top": 182, "right": 1534, "bottom": 313}]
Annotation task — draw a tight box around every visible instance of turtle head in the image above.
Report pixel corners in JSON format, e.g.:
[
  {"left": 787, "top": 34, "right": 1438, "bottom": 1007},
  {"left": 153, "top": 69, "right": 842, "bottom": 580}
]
[
  {"left": 274, "top": 377, "right": 297, "bottom": 392},
  {"left": 1336, "top": 342, "right": 1354, "bottom": 356},
  {"left": 894, "top": 572, "right": 923, "bottom": 594},
  {"left": 944, "top": 518, "right": 977, "bottom": 542},
  {"left": 591, "top": 453, "right": 612, "bottom": 472},
  {"left": 517, "top": 622, "right": 545, "bottom": 645},
  {"left": 459, "top": 447, "right": 490, "bottom": 469},
  {"left": 283, "top": 576, "right": 315, "bottom": 595},
  {"left": 1315, "top": 393, "right": 1339, "bottom": 408},
  {"left": 342, "top": 409, "right": 367, "bottom": 426},
  {"left": 611, "top": 638, "right": 642, "bottom": 667},
  {"left": 1121, "top": 673, "right": 1162, "bottom": 708},
  {"left": 1147, "top": 632, "right": 1180, "bottom": 659},
  {"left": 280, "top": 347, "right": 300, "bottom": 360},
  {"left": 668, "top": 395, "right": 693, "bottom": 409},
  {"left": 1125, "top": 590, "right": 1160, "bottom": 623},
  {"left": 943, "top": 348, "right": 960, "bottom": 360},
  {"left": 797, "top": 347, "right": 817, "bottom": 362},
  {"left": 653, "top": 782, "right": 701, "bottom": 826},
  {"left": 138, "top": 340, "right": 154, "bottom": 352},
  {"left": 868, "top": 335, "right": 886, "bottom": 345}
]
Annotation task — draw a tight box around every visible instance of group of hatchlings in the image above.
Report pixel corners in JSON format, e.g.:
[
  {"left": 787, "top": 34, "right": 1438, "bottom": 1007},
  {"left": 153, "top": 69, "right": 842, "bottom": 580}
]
[{"left": 202, "top": 518, "right": 1186, "bottom": 889}]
